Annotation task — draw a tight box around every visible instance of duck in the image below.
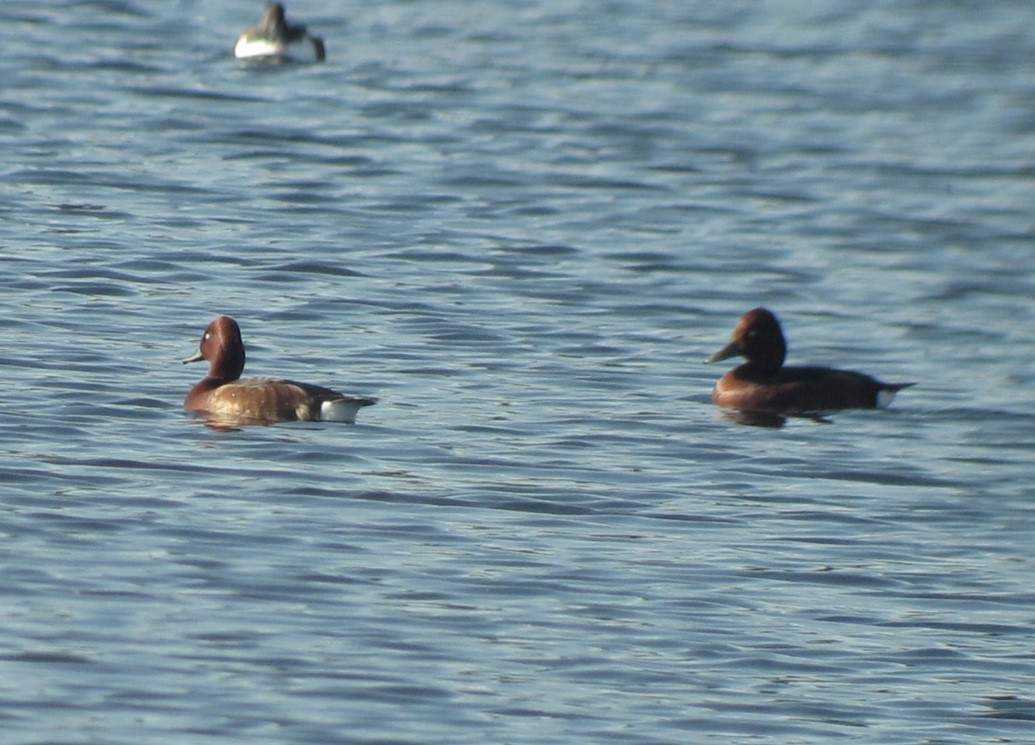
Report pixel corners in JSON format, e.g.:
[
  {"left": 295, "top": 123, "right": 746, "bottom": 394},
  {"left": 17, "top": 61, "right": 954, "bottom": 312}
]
[
  {"left": 707, "top": 308, "right": 913, "bottom": 415},
  {"left": 183, "top": 316, "right": 375, "bottom": 424},
  {"left": 233, "top": 2, "right": 326, "bottom": 63}
]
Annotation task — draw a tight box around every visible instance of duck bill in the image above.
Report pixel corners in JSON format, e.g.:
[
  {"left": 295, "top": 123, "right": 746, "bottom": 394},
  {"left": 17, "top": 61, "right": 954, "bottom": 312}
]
[
  {"left": 706, "top": 340, "right": 741, "bottom": 364},
  {"left": 182, "top": 350, "right": 205, "bottom": 365}
]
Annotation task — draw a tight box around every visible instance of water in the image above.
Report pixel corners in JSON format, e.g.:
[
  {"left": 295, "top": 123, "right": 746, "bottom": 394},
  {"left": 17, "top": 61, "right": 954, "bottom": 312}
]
[{"left": 2, "top": 0, "right": 1034, "bottom": 742}]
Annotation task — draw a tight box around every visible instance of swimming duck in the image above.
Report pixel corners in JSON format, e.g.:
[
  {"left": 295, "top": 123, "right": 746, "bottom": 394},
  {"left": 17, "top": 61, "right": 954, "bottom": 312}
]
[
  {"left": 183, "top": 316, "right": 375, "bottom": 424},
  {"left": 707, "top": 307, "right": 913, "bottom": 414},
  {"left": 233, "top": 3, "right": 326, "bottom": 63}
]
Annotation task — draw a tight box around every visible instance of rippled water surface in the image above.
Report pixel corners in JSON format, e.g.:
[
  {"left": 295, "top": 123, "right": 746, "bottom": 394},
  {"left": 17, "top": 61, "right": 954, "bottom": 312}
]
[{"left": 2, "top": 1, "right": 1035, "bottom": 742}]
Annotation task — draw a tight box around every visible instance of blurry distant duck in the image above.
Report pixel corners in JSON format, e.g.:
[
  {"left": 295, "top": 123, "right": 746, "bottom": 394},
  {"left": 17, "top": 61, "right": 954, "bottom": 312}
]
[{"left": 233, "top": 2, "right": 325, "bottom": 63}]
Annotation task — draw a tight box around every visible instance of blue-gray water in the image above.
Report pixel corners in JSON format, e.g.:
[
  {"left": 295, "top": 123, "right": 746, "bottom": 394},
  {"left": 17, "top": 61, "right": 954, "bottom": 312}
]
[{"left": 2, "top": 1, "right": 1035, "bottom": 742}]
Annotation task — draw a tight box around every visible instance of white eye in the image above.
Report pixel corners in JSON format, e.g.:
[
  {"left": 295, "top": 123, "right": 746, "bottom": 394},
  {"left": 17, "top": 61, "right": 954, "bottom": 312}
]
[{"left": 204, "top": 332, "right": 211, "bottom": 340}]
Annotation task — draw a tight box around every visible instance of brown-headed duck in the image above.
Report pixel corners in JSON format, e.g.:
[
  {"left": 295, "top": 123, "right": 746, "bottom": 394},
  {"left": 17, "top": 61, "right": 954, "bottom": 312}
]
[
  {"left": 707, "top": 308, "right": 913, "bottom": 415},
  {"left": 233, "top": 2, "right": 325, "bottom": 63},
  {"left": 183, "top": 316, "right": 374, "bottom": 424}
]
